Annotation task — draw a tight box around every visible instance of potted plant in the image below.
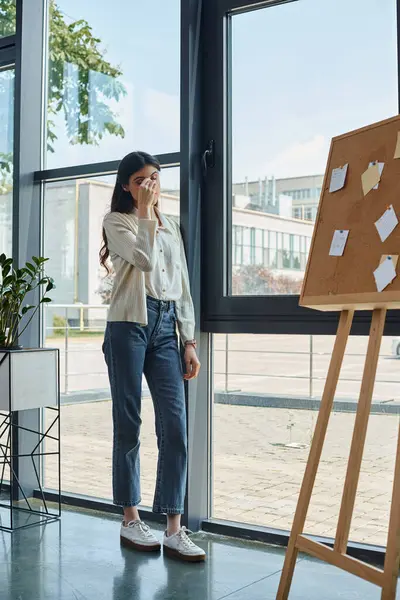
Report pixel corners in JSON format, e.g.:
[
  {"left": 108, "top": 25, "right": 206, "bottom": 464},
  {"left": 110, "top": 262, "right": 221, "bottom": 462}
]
[{"left": 0, "top": 253, "right": 59, "bottom": 411}]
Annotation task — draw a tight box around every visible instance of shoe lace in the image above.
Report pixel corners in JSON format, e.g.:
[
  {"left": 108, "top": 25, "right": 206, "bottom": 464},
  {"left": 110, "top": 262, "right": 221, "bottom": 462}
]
[
  {"left": 177, "top": 527, "right": 196, "bottom": 549},
  {"left": 128, "top": 520, "right": 153, "bottom": 539}
]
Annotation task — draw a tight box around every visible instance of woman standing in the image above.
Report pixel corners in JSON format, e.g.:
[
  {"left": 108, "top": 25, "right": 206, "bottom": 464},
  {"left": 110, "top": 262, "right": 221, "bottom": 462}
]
[{"left": 100, "top": 151, "right": 205, "bottom": 562}]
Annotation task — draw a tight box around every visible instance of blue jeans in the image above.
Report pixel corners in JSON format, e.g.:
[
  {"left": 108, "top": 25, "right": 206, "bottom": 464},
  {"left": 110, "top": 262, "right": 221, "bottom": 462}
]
[{"left": 102, "top": 297, "right": 187, "bottom": 514}]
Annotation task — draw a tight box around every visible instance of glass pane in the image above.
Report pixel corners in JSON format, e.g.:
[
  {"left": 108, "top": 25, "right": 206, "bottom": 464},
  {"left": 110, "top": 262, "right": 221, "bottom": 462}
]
[
  {"left": 43, "top": 167, "right": 180, "bottom": 504},
  {"left": 212, "top": 333, "right": 398, "bottom": 546},
  {"left": 46, "top": 1, "right": 180, "bottom": 168},
  {"left": 230, "top": 0, "right": 397, "bottom": 295},
  {"left": 0, "top": 66, "right": 14, "bottom": 488},
  {"left": 0, "top": 1, "right": 16, "bottom": 37},
  {"left": 0, "top": 67, "right": 14, "bottom": 257}
]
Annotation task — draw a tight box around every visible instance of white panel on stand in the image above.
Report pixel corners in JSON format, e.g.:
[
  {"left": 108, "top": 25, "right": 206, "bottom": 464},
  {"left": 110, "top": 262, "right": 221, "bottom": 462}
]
[{"left": 0, "top": 349, "right": 58, "bottom": 412}]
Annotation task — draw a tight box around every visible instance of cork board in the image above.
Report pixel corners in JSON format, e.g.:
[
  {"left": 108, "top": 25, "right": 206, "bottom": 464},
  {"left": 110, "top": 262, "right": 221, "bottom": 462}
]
[{"left": 300, "top": 114, "right": 400, "bottom": 312}]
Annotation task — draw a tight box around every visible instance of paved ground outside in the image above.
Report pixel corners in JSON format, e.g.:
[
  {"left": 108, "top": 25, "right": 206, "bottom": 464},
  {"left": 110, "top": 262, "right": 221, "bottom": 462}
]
[{"left": 42, "top": 333, "right": 400, "bottom": 548}]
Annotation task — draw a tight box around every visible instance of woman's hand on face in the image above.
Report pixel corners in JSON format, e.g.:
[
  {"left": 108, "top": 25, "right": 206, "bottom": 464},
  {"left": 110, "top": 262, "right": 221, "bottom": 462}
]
[
  {"left": 184, "top": 345, "right": 201, "bottom": 380},
  {"left": 137, "top": 178, "right": 157, "bottom": 213}
]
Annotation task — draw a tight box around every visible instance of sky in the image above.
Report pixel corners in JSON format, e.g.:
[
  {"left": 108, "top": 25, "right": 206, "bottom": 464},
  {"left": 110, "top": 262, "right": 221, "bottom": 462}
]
[{"left": 49, "top": 0, "right": 398, "bottom": 188}]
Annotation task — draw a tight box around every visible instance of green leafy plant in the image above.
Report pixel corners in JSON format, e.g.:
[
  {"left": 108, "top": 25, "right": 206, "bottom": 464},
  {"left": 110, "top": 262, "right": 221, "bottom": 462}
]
[{"left": 0, "top": 254, "right": 55, "bottom": 348}]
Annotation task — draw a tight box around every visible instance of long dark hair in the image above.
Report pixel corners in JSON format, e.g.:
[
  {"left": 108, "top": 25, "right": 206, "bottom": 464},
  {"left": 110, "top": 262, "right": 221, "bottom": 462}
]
[{"left": 100, "top": 151, "right": 161, "bottom": 273}]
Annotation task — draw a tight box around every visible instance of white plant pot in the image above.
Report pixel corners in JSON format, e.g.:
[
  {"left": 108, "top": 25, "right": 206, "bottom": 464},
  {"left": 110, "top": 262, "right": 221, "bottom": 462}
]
[{"left": 0, "top": 348, "right": 58, "bottom": 411}]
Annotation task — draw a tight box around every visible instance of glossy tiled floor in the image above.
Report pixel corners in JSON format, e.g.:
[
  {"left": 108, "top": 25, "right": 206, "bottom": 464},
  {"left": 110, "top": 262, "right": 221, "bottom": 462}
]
[{"left": 0, "top": 506, "right": 397, "bottom": 600}]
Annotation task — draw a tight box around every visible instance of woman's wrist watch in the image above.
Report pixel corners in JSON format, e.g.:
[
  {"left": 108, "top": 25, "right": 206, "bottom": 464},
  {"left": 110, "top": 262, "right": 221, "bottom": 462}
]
[{"left": 184, "top": 339, "right": 197, "bottom": 349}]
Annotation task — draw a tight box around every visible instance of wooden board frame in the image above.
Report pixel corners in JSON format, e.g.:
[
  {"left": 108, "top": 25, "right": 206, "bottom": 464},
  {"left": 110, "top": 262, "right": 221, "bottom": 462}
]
[{"left": 300, "top": 114, "right": 400, "bottom": 311}]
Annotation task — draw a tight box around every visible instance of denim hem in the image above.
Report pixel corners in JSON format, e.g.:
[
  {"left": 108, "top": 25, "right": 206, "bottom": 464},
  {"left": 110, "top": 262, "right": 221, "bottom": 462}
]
[
  {"left": 113, "top": 499, "right": 142, "bottom": 508},
  {"left": 152, "top": 506, "right": 184, "bottom": 515}
]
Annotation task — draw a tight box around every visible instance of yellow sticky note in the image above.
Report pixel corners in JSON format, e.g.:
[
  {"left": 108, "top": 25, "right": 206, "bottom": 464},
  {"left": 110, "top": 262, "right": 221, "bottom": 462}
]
[
  {"left": 394, "top": 132, "right": 400, "bottom": 159},
  {"left": 380, "top": 254, "right": 399, "bottom": 268},
  {"left": 361, "top": 163, "right": 381, "bottom": 196}
]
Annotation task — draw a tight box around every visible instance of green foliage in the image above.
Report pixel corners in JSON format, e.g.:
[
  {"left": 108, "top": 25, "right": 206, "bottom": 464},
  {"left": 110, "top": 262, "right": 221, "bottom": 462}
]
[
  {"left": 0, "top": 254, "right": 55, "bottom": 347},
  {"left": 0, "top": 0, "right": 15, "bottom": 37},
  {"left": 53, "top": 314, "right": 67, "bottom": 336},
  {"left": 48, "top": 1, "right": 126, "bottom": 152},
  {"left": 0, "top": 0, "right": 126, "bottom": 177}
]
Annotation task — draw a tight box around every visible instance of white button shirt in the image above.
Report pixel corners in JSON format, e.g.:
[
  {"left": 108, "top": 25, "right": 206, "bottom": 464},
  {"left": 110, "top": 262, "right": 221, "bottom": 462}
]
[{"left": 143, "top": 211, "right": 182, "bottom": 301}]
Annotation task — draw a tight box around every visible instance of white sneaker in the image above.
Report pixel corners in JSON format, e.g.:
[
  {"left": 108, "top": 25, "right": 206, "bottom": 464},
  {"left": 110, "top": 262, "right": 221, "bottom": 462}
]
[
  {"left": 163, "top": 527, "right": 206, "bottom": 562},
  {"left": 120, "top": 520, "right": 161, "bottom": 552}
]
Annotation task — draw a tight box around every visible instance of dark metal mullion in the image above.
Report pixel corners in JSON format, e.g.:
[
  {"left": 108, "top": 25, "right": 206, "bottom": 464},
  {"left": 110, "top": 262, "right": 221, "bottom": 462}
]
[
  {"left": 33, "top": 152, "right": 181, "bottom": 183},
  {"left": 201, "top": 0, "right": 226, "bottom": 323},
  {"left": 0, "top": 34, "right": 16, "bottom": 51},
  {"left": 0, "top": 48, "right": 15, "bottom": 68},
  {"left": 201, "top": 519, "right": 386, "bottom": 567},
  {"left": 202, "top": 316, "right": 400, "bottom": 336},
  {"left": 225, "top": 13, "right": 233, "bottom": 295},
  {"left": 32, "top": 488, "right": 167, "bottom": 524}
]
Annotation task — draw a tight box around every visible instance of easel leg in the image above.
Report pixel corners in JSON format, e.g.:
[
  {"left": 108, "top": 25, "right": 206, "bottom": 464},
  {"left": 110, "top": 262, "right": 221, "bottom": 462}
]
[
  {"left": 335, "top": 308, "right": 387, "bottom": 553},
  {"left": 276, "top": 310, "right": 354, "bottom": 600},
  {"left": 381, "top": 420, "right": 400, "bottom": 600}
]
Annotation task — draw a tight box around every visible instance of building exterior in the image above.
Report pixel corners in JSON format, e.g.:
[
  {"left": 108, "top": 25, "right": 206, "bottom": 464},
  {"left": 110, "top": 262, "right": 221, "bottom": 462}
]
[{"left": 233, "top": 174, "right": 324, "bottom": 222}]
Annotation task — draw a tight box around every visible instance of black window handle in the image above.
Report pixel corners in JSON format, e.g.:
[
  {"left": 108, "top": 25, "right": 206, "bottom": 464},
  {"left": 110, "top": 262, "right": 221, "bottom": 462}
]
[{"left": 202, "top": 139, "right": 215, "bottom": 176}]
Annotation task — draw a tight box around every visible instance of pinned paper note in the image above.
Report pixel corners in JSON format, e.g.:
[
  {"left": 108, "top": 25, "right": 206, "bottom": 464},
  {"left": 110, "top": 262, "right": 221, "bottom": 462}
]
[
  {"left": 329, "top": 230, "right": 349, "bottom": 257},
  {"left": 394, "top": 132, "right": 400, "bottom": 159},
  {"left": 374, "top": 256, "right": 397, "bottom": 292},
  {"left": 329, "top": 164, "right": 348, "bottom": 193},
  {"left": 361, "top": 163, "right": 381, "bottom": 195},
  {"left": 375, "top": 205, "right": 398, "bottom": 242},
  {"left": 380, "top": 254, "right": 399, "bottom": 268},
  {"left": 368, "top": 161, "right": 384, "bottom": 190}
]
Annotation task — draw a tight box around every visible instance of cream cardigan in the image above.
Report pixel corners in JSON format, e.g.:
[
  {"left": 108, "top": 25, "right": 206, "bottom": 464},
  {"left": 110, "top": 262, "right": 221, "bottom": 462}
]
[{"left": 103, "top": 210, "right": 195, "bottom": 344}]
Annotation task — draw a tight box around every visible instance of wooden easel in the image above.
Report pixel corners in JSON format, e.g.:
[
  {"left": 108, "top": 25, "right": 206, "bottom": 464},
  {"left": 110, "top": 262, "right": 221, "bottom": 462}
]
[{"left": 276, "top": 308, "right": 400, "bottom": 600}]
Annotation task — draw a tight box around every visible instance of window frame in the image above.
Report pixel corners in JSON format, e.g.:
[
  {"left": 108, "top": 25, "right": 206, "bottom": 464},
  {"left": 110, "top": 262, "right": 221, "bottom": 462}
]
[{"left": 202, "top": 0, "right": 400, "bottom": 336}]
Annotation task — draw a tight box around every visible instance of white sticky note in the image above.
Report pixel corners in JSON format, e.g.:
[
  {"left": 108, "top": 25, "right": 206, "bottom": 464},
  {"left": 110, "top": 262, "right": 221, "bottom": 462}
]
[
  {"left": 329, "top": 230, "right": 349, "bottom": 257},
  {"left": 374, "top": 256, "right": 397, "bottom": 292},
  {"left": 329, "top": 164, "right": 348, "bottom": 193},
  {"left": 369, "top": 161, "right": 385, "bottom": 190},
  {"left": 375, "top": 205, "right": 399, "bottom": 242}
]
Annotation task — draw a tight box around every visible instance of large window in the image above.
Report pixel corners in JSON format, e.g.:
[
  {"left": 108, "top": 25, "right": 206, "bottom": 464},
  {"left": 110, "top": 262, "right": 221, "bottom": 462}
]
[
  {"left": 43, "top": 167, "right": 180, "bottom": 504},
  {"left": 46, "top": 0, "right": 180, "bottom": 169},
  {"left": 229, "top": 0, "right": 397, "bottom": 297},
  {"left": 202, "top": 0, "right": 400, "bottom": 551}
]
